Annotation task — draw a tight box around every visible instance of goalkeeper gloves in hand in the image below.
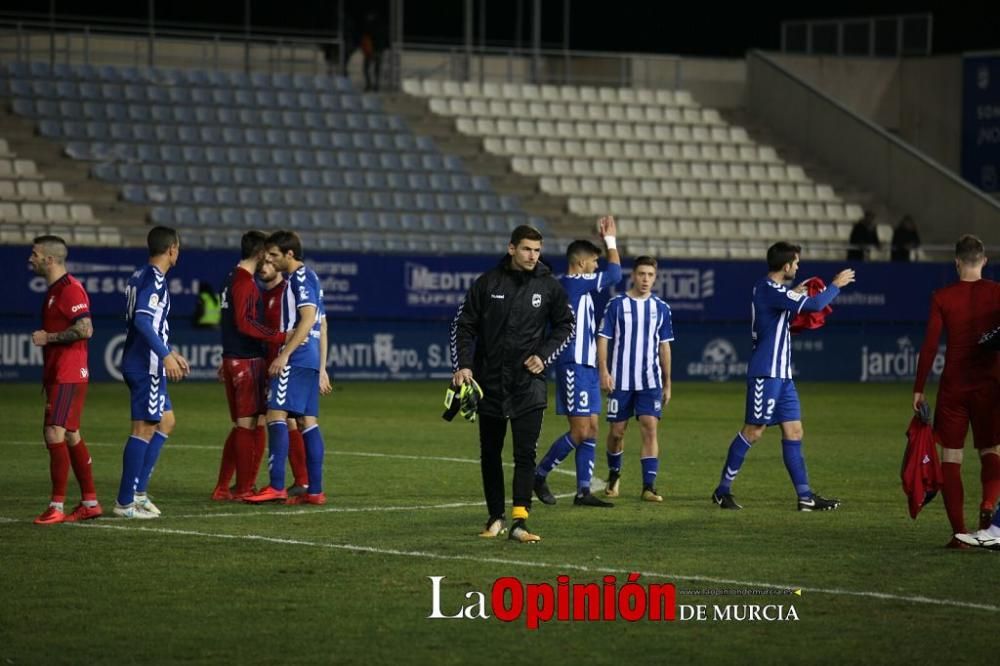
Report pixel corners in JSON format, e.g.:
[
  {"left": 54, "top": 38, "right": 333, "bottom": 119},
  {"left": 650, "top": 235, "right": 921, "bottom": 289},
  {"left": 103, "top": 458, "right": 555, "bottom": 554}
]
[{"left": 442, "top": 378, "right": 484, "bottom": 422}]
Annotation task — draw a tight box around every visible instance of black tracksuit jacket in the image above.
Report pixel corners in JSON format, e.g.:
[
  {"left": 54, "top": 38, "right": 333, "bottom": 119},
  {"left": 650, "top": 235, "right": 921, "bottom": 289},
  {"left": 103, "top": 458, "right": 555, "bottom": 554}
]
[{"left": 450, "top": 256, "right": 575, "bottom": 419}]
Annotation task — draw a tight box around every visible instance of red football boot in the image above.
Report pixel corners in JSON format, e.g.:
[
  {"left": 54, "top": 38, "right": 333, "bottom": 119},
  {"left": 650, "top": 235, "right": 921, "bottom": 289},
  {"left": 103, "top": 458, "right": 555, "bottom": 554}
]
[
  {"left": 63, "top": 503, "right": 103, "bottom": 522},
  {"left": 243, "top": 486, "right": 288, "bottom": 503},
  {"left": 34, "top": 506, "right": 66, "bottom": 525}
]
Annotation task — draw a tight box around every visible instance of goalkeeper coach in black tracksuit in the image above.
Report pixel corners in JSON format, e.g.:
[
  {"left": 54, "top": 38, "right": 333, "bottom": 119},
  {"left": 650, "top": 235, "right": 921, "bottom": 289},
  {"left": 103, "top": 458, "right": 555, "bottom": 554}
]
[{"left": 451, "top": 224, "right": 575, "bottom": 543}]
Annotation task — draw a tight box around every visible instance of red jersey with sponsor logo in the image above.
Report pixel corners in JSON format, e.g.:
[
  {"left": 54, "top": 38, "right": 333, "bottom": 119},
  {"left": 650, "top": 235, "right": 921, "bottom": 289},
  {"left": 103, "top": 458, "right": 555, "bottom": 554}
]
[
  {"left": 262, "top": 279, "right": 286, "bottom": 363},
  {"left": 914, "top": 279, "right": 1000, "bottom": 393},
  {"left": 41, "top": 273, "right": 91, "bottom": 384}
]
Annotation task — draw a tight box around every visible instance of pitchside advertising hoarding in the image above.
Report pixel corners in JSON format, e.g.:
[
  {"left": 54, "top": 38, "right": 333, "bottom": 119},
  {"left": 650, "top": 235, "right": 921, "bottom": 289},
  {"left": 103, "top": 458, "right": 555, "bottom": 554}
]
[{"left": 0, "top": 246, "right": 977, "bottom": 382}]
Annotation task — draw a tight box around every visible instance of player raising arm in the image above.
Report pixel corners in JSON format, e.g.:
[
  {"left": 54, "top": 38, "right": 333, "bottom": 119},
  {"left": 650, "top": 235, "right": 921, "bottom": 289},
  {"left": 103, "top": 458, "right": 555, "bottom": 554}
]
[{"left": 710, "top": 242, "right": 854, "bottom": 512}]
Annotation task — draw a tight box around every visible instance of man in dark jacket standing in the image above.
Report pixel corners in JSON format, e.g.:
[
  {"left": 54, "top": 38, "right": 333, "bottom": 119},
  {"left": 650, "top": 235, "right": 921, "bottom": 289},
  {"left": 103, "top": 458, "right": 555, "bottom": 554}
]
[{"left": 451, "top": 225, "right": 575, "bottom": 543}]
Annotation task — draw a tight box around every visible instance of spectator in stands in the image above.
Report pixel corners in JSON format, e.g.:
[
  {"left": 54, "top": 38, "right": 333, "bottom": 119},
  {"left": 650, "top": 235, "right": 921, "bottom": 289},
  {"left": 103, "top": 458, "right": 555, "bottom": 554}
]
[
  {"left": 891, "top": 215, "right": 921, "bottom": 262},
  {"left": 360, "top": 10, "right": 389, "bottom": 92},
  {"left": 847, "top": 209, "right": 881, "bottom": 261},
  {"left": 192, "top": 282, "right": 221, "bottom": 329}
]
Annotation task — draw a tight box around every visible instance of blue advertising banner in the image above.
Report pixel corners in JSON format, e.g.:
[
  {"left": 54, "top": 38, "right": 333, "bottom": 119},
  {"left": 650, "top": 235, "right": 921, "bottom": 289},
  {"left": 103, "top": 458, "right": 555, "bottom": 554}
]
[
  {"left": 962, "top": 54, "right": 1000, "bottom": 192},
  {"left": 0, "top": 319, "right": 944, "bottom": 384},
  {"left": 0, "top": 247, "right": 984, "bottom": 324}
]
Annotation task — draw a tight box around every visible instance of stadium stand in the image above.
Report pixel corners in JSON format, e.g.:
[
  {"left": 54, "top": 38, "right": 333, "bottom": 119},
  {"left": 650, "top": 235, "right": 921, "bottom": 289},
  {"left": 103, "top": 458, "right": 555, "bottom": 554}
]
[
  {"left": 402, "top": 78, "right": 881, "bottom": 259},
  {"left": 0, "top": 133, "right": 118, "bottom": 246},
  {"left": 0, "top": 62, "right": 547, "bottom": 253}
]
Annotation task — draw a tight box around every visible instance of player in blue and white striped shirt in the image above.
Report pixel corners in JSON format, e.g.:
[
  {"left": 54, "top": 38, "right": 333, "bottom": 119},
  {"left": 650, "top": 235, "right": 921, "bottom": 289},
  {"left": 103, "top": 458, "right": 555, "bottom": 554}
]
[
  {"left": 115, "top": 226, "right": 190, "bottom": 519},
  {"left": 711, "top": 241, "right": 855, "bottom": 512},
  {"left": 597, "top": 256, "right": 674, "bottom": 502},
  {"left": 533, "top": 216, "right": 622, "bottom": 508},
  {"left": 245, "top": 230, "right": 328, "bottom": 506}
]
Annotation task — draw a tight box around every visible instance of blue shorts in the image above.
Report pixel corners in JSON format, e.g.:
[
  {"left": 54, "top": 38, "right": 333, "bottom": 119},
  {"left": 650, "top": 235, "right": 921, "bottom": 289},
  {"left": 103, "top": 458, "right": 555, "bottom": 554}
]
[
  {"left": 744, "top": 377, "right": 801, "bottom": 426},
  {"left": 124, "top": 371, "right": 172, "bottom": 423},
  {"left": 606, "top": 388, "right": 663, "bottom": 422},
  {"left": 267, "top": 365, "right": 319, "bottom": 417},
  {"left": 555, "top": 364, "right": 601, "bottom": 417}
]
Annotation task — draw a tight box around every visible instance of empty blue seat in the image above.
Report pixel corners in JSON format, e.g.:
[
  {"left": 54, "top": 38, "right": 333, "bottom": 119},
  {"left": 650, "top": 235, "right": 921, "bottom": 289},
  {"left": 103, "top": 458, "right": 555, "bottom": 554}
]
[
  {"left": 457, "top": 194, "right": 478, "bottom": 211},
  {"left": 321, "top": 171, "right": 345, "bottom": 188},
  {"left": 349, "top": 191, "right": 373, "bottom": 209},
  {"left": 392, "top": 192, "right": 416, "bottom": 210},
  {"left": 238, "top": 188, "right": 262, "bottom": 206},
  {"left": 245, "top": 209, "right": 265, "bottom": 228},
  {"left": 266, "top": 209, "right": 290, "bottom": 228},
  {"left": 334, "top": 211, "right": 356, "bottom": 229},
  {"left": 261, "top": 188, "right": 283, "bottom": 207},
  {"left": 196, "top": 207, "right": 221, "bottom": 226},
  {"left": 232, "top": 167, "right": 256, "bottom": 185},
  {"left": 437, "top": 194, "right": 458, "bottom": 211},
  {"left": 499, "top": 195, "right": 521, "bottom": 212},
  {"left": 421, "top": 154, "right": 445, "bottom": 172},
  {"left": 220, "top": 208, "right": 244, "bottom": 227},
  {"left": 164, "top": 164, "right": 186, "bottom": 182},
  {"left": 285, "top": 190, "right": 308, "bottom": 208},
  {"left": 289, "top": 210, "right": 312, "bottom": 229}
]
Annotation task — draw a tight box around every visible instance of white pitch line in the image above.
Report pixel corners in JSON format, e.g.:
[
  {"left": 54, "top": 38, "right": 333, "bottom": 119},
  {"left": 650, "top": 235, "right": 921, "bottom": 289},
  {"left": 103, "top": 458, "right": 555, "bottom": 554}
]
[
  {"left": 70, "top": 521, "right": 1000, "bottom": 614},
  {"left": 2, "top": 442, "right": 599, "bottom": 519}
]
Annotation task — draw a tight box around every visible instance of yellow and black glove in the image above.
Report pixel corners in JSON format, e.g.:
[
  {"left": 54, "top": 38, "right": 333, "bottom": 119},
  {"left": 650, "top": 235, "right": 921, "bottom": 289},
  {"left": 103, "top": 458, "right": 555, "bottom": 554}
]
[{"left": 442, "top": 379, "right": 484, "bottom": 422}]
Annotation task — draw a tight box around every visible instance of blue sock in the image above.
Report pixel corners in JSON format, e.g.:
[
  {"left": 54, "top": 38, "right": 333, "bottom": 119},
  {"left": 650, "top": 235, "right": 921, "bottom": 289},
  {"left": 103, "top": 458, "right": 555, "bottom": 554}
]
[
  {"left": 716, "top": 433, "right": 752, "bottom": 495},
  {"left": 267, "top": 420, "right": 289, "bottom": 490},
  {"left": 640, "top": 457, "right": 659, "bottom": 488},
  {"left": 576, "top": 439, "right": 597, "bottom": 492},
  {"left": 136, "top": 431, "right": 167, "bottom": 493},
  {"left": 117, "top": 436, "right": 148, "bottom": 506},
  {"left": 607, "top": 450, "right": 623, "bottom": 473},
  {"left": 537, "top": 433, "right": 575, "bottom": 479},
  {"left": 302, "top": 424, "right": 325, "bottom": 494},
  {"left": 782, "top": 439, "right": 812, "bottom": 498}
]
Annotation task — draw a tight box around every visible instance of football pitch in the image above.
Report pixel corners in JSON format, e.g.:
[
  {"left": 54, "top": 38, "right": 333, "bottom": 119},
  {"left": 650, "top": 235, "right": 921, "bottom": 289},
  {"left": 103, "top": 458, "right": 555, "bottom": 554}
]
[{"left": 1, "top": 381, "right": 996, "bottom": 665}]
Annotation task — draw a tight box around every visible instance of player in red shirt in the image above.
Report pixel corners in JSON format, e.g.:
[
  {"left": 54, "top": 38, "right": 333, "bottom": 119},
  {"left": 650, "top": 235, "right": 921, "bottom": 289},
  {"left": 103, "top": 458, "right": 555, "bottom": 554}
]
[
  {"left": 28, "top": 235, "right": 101, "bottom": 524},
  {"left": 213, "top": 231, "right": 287, "bottom": 500},
  {"left": 913, "top": 235, "right": 1000, "bottom": 547}
]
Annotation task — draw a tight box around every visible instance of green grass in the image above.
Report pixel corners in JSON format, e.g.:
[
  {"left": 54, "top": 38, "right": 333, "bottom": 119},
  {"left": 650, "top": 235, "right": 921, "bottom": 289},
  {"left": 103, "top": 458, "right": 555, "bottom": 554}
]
[{"left": 1, "top": 381, "right": 996, "bottom": 665}]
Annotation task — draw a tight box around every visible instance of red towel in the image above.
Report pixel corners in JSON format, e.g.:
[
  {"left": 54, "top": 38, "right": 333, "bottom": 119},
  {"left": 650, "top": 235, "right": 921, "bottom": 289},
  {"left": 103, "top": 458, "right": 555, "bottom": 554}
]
[{"left": 789, "top": 277, "right": 833, "bottom": 333}]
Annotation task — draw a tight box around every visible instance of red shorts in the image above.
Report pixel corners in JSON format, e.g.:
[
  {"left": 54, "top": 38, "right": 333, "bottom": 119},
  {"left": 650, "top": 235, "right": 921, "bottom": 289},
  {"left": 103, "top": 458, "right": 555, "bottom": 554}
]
[
  {"left": 44, "top": 382, "right": 88, "bottom": 432},
  {"left": 222, "top": 357, "right": 267, "bottom": 421},
  {"left": 934, "top": 384, "right": 1000, "bottom": 449}
]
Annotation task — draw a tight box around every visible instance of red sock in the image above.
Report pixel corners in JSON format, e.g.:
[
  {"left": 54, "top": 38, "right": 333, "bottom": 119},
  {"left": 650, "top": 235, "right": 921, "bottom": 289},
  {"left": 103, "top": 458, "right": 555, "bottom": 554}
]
[
  {"left": 251, "top": 425, "right": 267, "bottom": 482},
  {"left": 67, "top": 439, "right": 97, "bottom": 501},
  {"left": 941, "top": 462, "right": 965, "bottom": 534},
  {"left": 234, "top": 427, "right": 257, "bottom": 494},
  {"left": 47, "top": 441, "right": 70, "bottom": 503},
  {"left": 215, "top": 428, "right": 237, "bottom": 490},
  {"left": 980, "top": 452, "right": 1000, "bottom": 509},
  {"left": 288, "top": 428, "right": 308, "bottom": 487}
]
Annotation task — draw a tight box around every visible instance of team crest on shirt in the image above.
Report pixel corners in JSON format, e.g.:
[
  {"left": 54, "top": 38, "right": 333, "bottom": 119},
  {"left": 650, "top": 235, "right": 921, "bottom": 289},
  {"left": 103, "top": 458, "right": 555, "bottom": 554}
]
[
  {"left": 80, "top": 368, "right": 88, "bottom": 379},
  {"left": 48, "top": 296, "right": 55, "bottom": 308},
  {"left": 148, "top": 293, "right": 159, "bottom": 308},
  {"left": 531, "top": 293, "right": 542, "bottom": 308}
]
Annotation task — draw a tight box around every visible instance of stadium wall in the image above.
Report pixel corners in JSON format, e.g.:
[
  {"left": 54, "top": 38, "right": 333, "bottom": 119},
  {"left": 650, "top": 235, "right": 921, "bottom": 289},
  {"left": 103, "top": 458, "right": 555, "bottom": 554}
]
[
  {"left": 768, "top": 53, "right": 962, "bottom": 173},
  {"left": 747, "top": 50, "right": 1000, "bottom": 247}
]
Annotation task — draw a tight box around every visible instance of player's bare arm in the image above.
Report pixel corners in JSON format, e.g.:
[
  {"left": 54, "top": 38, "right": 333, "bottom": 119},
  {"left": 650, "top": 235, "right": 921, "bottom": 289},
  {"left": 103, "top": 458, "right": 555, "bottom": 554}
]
[
  {"left": 831, "top": 269, "right": 856, "bottom": 288},
  {"left": 319, "top": 316, "right": 332, "bottom": 395},
  {"left": 32, "top": 316, "right": 93, "bottom": 346},
  {"left": 912, "top": 391, "right": 926, "bottom": 412},
  {"left": 269, "top": 304, "right": 316, "bottom": 377},
  {"left": 597, "top": 336, "right": 614, "bottom": 392},
  {"left": 660, "top": 341, "right": 672, "bottom": 406}
]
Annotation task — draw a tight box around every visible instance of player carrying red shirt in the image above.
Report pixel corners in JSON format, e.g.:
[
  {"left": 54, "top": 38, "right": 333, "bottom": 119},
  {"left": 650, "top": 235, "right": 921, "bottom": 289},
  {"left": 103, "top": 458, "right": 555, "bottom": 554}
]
[
  {"left": 913, "top": 235, "right": 1000, "bottom": 547},
  {"left": 28, "top": 235, "right": 101, "bottom": 524}
]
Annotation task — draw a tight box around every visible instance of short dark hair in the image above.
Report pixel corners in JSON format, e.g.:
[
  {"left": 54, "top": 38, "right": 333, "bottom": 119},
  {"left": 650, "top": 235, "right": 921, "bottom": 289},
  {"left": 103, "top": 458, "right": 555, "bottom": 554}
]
[
  {"left": 633, "top": 256, "right": 657, "bottom": 271},
  {"left": 566, "top": 239, "right": 602, "bottom": 265},
  {"left": 509, "top": 225, "right": 543, "bottom": 246},
  {"left": 767, "top": 241, "right": 801, "bottom": 272},
  {"left": 240, "top": 230, "right": 268, "bottom": 260},
  {"left": 266, "top": 230, "right": 303, "bottom": 260},
  {"left": 147, "top": 226, "right": 180, "bottom": 257},
  {"left": 32, "top": 235, "right": 68, "bottom": 262},
  {"left": 955, "top": 234, "right": 985, "bottom": 264}
]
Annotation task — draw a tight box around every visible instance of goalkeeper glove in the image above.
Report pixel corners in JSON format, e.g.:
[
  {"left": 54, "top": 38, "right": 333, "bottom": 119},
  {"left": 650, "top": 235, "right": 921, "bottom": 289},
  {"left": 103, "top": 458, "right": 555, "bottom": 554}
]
[{"left": 442, "top": 378, "right": 484, "bottom": 422}]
